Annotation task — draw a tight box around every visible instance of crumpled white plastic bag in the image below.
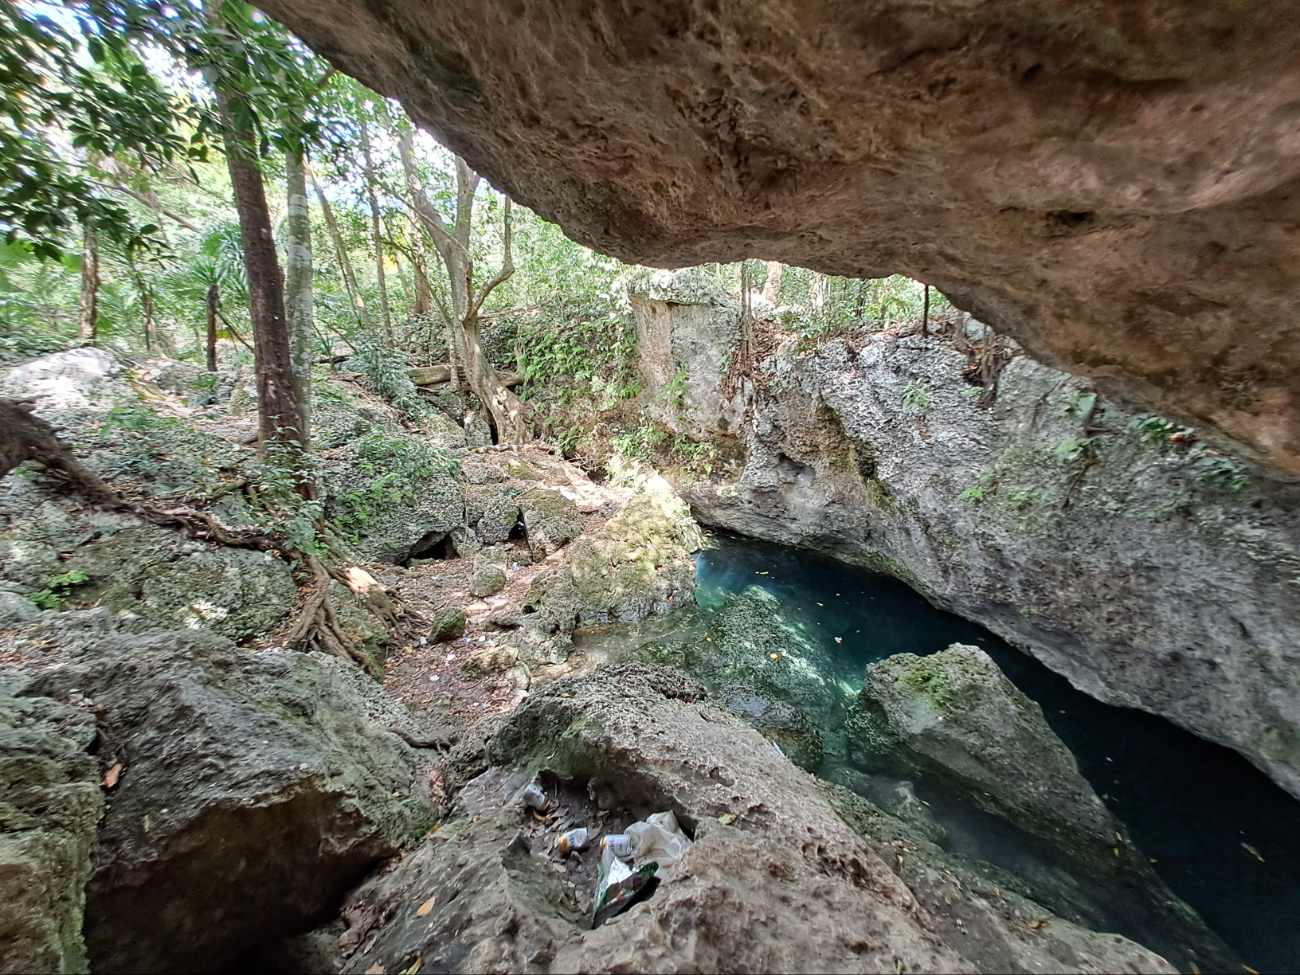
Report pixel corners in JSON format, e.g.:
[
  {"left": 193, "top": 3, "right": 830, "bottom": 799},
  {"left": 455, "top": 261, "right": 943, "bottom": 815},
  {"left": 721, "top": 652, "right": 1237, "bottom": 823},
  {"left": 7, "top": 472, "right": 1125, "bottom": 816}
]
[{"left": 627, "top": 810, "right": 693, "bottom": 878}]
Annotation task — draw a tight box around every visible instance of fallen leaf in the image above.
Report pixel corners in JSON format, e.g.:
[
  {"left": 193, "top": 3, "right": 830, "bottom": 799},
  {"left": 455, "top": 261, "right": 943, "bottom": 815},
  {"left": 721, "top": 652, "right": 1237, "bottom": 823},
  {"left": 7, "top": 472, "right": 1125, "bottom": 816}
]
[
  {"left": 416, "top": 896, "right": 436, "bottom": 917},
  {"left": 1027, "top": 919, "right": 1045, "bottom": 930},
  {"left": 718, "top": 813, "right": 737, "bottom": 825},
  {"left": 364, "top": 965, "right": 385, "bottom": 975},
  {"left": 103, "top": 763, "right": 122, "bottom": 789},
  {"left": 1244, "top": 966, "right": 1260, "bottom": 974},
  {"left": 769, "top": 653, "right": 780, "bottom": 660},
  {"left": 1242, "top": 843, "right": 1265, "bottom": 863},
  {"left": 400, "top": 959, "right": 422, "bottom": 975},
  {"left": 1190, "top": 965, "right": 1202, "bottom": 975},
  {"left": 755, "top": 571, "right": 768, "bottom": 575},
  {"left": 401, "top": 646, "right": 413, "bottom": 655}
]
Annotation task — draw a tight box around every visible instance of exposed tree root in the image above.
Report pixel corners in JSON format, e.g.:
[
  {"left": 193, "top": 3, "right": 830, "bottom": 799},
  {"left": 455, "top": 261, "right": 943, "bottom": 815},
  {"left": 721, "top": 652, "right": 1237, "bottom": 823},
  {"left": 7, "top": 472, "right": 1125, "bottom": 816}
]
[{"left": 1, "top": 396, "right": 414, "bottom": 674}]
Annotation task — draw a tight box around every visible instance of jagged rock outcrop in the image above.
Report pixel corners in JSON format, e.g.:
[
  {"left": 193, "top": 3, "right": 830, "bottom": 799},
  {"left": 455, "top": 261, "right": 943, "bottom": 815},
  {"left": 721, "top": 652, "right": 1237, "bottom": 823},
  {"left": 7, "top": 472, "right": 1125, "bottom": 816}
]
[
  {"left": 520, "top": 474, "right": 700, "bottom": 634},
  {"left": 312, "top": 664, "right": 1180, "bottom": 975},
  {"left": 29, "top": 620, "right": 437, "bottom": 974},
  {"left": 0, "top": 675, "right": 102, "bottom": 975},
  {"left": 848, "top": 645, "right": 1144, "bottom": 875},
  {"left": 256, "top": 0, "right": 1300, "bottom": 473},
  {"left": 628, "top": 277, "right": 1300, "bottom": 799}
]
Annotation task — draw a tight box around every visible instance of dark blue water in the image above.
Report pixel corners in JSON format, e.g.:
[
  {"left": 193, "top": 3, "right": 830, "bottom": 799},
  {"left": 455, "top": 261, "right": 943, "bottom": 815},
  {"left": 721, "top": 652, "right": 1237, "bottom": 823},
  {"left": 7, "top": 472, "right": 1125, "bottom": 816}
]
[{"left": 694, "top": 532, "right": 1300, "bottom": 975}]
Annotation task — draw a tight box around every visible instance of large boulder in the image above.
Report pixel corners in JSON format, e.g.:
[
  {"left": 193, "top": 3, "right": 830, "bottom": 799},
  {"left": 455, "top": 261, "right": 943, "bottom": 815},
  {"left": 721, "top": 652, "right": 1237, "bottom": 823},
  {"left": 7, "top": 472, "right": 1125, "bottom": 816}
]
[
  {"left": 320, "top": 431, "right": 465, "bottom": 564},
  {"left": 317, "top": 665, "right": 1179, "bottom": 975},
  {"left": 0, "top": 676, "right": 103, "bottom": 975},
  {"left": 30, "top": 623, "right": 437, "bottom": 974},
  {"left": 258, "top": 0, "right": 1300, "bottom": 474},
  {"left": 517, "top": 487, "right": 583, "bottom": 559},
  {"left": 520, "top": 485, "right": 702, "bottom": 636},
  {"left": 847, "top": 645, "right": 1145, "bottom": 877}
]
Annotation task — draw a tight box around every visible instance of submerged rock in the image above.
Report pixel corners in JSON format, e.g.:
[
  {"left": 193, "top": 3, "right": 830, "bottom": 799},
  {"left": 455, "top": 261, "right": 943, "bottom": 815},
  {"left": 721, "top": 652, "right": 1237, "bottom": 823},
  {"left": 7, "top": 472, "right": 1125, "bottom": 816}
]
[
  {"left": 0, "top": 676, "right": 102, "bottom": 975},
  {"left": 848, "top": 645, "right": 1135, "bottom": 872},
  {"left": 717, "top": 682, "right": 824, "bottom": 771},
  {"left": 321, "top": 664, "right": 1178, "bottom": 975},
  {"left": 32, "top": 626, "right": 437, "bottom": 974}
]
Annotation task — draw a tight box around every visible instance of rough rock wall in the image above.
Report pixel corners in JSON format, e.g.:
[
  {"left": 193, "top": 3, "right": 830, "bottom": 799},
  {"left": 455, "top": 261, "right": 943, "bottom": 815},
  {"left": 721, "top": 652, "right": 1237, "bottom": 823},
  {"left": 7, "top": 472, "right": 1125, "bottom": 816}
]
[
  {"left": 253, "top": 0, "right": 1300, "bottom": 473},
  {"left": 683, "top": 319, "right": 1300, "bottom": 799}
]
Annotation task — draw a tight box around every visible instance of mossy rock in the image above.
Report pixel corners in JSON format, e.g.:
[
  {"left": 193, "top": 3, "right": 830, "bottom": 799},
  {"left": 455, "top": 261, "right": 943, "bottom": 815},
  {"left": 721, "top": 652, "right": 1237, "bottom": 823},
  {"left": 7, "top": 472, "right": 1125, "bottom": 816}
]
[
  {"left": 718, "top": 683, "right": 825, "bottom": 771},
  {"left": 518, "top": 488, "right": 583, "bottom": 558},
  {"left": 846, "top": 644, "right": 1145, "bottom": 878},
  {"left": 469, "top": 565, "right": 507, "bottom": 598},
  {"left": 429, "top": 607, "right": 467, "bottom": 644}
]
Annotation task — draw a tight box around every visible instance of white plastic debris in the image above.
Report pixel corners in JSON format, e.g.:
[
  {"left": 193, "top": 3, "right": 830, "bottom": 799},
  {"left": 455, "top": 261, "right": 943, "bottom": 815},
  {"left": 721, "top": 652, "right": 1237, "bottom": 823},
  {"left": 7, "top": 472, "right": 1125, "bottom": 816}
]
[{"left": 626, "top": 810, "right": 693, "bottom": 878}]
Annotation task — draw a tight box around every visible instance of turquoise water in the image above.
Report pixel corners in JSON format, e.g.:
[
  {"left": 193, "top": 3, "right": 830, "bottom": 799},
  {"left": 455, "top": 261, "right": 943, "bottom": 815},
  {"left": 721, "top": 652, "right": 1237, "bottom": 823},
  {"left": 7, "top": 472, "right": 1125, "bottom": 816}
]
[{"left": 693, "top": 532, "right": 1300, "bottom": 974}]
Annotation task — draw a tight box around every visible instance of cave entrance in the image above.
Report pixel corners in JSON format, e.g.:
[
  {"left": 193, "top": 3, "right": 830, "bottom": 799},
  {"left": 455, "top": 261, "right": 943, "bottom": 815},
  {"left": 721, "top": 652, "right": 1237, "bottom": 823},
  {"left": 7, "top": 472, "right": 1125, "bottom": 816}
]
[{"left": 407, "top": 530, "right": 457, "bottom": 564}]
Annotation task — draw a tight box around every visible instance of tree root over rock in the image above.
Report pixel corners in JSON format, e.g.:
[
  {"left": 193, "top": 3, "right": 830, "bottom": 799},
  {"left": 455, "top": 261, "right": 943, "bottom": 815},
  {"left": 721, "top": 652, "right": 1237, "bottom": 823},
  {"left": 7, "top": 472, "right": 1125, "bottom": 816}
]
[{"left": 1, "top": 395, "right": 417, "bottom": 675}]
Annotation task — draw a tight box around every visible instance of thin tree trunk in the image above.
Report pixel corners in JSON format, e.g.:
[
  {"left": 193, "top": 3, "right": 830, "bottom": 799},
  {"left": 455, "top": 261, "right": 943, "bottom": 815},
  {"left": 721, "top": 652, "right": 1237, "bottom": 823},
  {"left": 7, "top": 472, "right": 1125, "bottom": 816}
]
[
  {"left": 206, "top": 284, "right": 219, "bottom": 372},
  {"left": 409, "top": 224, "right": 433, "bottom": 318},
  {"left": 922, "top": 283, "right": 930, "bottom": 339},
  {"left": 78, "top": 228, "right": 99, "bottom": 344},
  {"left": 214, "top": 86, "right": 305, "bottom": 454},
  {"left": 760, "top": 260, "right": 783, "bottom": 304},
  {"left": 284, "top": 149, "right": 314, "bottom": 450},
  {"left": 359, "top": 119, "right": 392, "bottom": 344},
  {"left": 142, "top": 286, "right": 155, "bottom": 351},
  {"left": 308, "top": 161, "right": 372, "bottom": 329}
]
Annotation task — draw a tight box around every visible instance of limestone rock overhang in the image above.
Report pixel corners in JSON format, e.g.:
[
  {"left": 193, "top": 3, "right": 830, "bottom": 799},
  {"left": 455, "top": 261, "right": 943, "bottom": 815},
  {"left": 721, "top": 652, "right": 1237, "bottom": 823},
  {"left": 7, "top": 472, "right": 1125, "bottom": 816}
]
[{"left": 258, "top": 0, "right": 1300, "bottom": 473}]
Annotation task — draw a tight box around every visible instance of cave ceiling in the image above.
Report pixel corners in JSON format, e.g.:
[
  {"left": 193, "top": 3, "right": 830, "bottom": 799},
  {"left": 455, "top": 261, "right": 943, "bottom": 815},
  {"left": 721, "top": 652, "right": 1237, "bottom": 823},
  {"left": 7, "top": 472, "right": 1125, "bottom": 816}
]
[{"left": 258, "top": 0, "right": 1300, "bottom": 473}]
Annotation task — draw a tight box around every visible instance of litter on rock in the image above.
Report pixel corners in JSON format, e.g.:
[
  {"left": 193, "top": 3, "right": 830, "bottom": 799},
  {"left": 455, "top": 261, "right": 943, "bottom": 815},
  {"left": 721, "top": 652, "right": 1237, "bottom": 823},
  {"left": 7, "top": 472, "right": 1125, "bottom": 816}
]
[
  {"left": 520, "top": 784, "right": 549, "bottom": 812},
  {"left": 592, "top": 811, "right": 693, "bottom": 926},
  {"left": 557, "top": 827, "right": 589, "bottom": 854}
]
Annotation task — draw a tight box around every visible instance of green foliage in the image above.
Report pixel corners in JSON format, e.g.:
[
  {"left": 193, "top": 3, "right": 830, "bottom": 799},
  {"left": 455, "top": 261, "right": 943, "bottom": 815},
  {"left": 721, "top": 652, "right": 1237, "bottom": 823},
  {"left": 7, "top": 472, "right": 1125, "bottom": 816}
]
[
  {"left": 1189, "top": 447, "right": 1251, "bottom": 494},
  {"left": 333, "top": 432, "right": 459, "bottom": 539},
  {"left": 959, "top": 485, "right": 985, "bottom": 503},
  {"left": 661, "top": 366, "right": 689, "bottom": 411},
  {"left": 670, "top": 433, "right": 720, "bottom": 478},
  {"left": 353, "top": 340, "right": 429, "bottom": 420},
  {"left": 962, "top": 386, "right": 983, "bottom": 401},
  {"left": 30, "top": 570, "right": 90, "bottom": 611},
  {"left": 1128, "top": 414, "right": 1185, "bottom": 445},
  {"left": 1054, "top": 437, "right": 1097, "bottom": 465},
  {"left": 1058, "top": 390, "right": 1097, "bottom": 421},
  {"left": 0, "top": 4, "right": 208, "bottom": 257},
  {"left": 903, "top": 380, "right": 933, "bottom": 413},
  {"left": 611, "top": 421, "right": 667, "bottom": 465}
]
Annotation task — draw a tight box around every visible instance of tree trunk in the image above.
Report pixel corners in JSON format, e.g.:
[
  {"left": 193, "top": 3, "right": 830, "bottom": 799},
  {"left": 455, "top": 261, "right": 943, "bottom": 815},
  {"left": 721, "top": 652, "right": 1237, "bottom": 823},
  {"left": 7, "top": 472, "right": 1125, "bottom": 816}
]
[
  {"left": 761, "top": 260, "right": 783, "bottom": 304},
  {"left": 308, "top": 161, "right": 372, "bottom": 330},
  {"left": 359, "top": 119, "right": 392, "bottom": 344},
  {"left": 410, "top": 229, "right": 433, "bottom": 318},
  {"left": 921, "top": 283, "right": 930, "bottom": 339},
  {"left": 214, "top": 86, "right": 305, "bottom": 453},
  {"left": 398, "top": 132, "right": 528, "bottom": 442},
  {"left": 284, "top": 149, "right": 314, "bottom": 450},
  {"left": 142, "top": 286, "right": 155, "bottom": 351},
  {"left": 78, "top": 228, "right": 99, "bottom": 344},
  {"left": 206, "top": 284, "right": 219, "bottom": 372}
]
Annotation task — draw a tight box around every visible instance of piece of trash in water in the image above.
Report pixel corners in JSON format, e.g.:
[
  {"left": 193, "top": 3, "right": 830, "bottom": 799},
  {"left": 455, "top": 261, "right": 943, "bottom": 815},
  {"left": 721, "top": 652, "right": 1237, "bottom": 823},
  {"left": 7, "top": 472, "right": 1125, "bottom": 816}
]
[
  {"left": 601, "top": 833, "right": 634, "bottom": 859},
  {"left": 769, "top": 653, "right": 780, "bottom": 660},
  {"left": 756, "top": 571, "right": 769, "bottom": 575},
  {"left": 1242, "top": 842, "right": 1265, "bottom": 863},
  {"left": 718, "top": 813, "right": 737, "bottom": 826},
  {"left": 557, "top": 827, "right": 590, "bottom": 854},
  {"left": 817, "top": 602, "right": 824, "bottom": 606},
  {"left": 834, "top": 636, "right": 843, "bottom": 643},
  {"left": 521, "top": 784, "right": 549, "bottom": 812}
]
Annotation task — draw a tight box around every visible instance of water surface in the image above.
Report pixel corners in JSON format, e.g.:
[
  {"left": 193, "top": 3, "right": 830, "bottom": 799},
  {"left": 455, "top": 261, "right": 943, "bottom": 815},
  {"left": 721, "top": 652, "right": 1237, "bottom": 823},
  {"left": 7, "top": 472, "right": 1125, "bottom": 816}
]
[{"left": 683, "top": 532, "right": 1300, "bottom": 973}]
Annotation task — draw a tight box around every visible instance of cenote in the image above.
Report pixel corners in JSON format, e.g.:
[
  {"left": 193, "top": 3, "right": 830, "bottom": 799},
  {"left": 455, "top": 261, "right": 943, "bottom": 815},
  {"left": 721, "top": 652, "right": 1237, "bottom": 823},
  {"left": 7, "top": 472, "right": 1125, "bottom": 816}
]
[{"left": 582, "top": 531, "right": 1300, "bottom": 974}]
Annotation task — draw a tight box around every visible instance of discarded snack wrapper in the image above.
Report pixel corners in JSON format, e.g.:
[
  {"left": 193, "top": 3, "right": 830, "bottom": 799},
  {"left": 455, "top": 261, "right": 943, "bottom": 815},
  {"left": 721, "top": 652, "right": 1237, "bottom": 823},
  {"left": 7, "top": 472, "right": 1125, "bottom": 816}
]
[
  {"left": 593, "top": 842, "right": 658, "bottom": 926},
  {"left": 626, "top": 810, "right": 693, "bottom": 878},
  {"left": 520, "top": 784, "right": 549, "bottom": 812},
  {"left": 557, "top": 827, "right": 589, "bottom": 854}
]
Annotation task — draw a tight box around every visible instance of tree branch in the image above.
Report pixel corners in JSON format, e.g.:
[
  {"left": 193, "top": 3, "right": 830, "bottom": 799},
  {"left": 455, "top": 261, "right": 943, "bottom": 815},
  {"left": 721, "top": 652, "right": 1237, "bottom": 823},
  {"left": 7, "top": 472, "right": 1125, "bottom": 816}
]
[{"left": 470, "top": 197, "right": 513, "bottom": 319}]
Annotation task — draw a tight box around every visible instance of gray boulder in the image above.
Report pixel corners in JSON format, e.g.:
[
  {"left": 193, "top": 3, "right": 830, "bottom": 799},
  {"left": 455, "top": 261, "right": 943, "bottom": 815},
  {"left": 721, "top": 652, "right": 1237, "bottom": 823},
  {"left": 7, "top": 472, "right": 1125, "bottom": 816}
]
[
  {"left": 325, "top": 664, "right": 1179, "bottom": 975},
  {"left": 517, "top": 487, "right": 582, "bottom": 558},
  {"left": 0, "top": 677, "right": 102, "bottom": 975},
  {"left": 0, "top": 590, "right": 38, "bottom": 626},
  {"left": 32, "top": 627, "right": 437, "bottom": 974},
  {"left": 847, "top": 645, "right": 1145, "bottom": 877},
  {"left": 469, "top": 564, "right": 507, "bottom": 598},
  {"left": 428, "top": 607, "right": 467, "bottom": 643}
]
